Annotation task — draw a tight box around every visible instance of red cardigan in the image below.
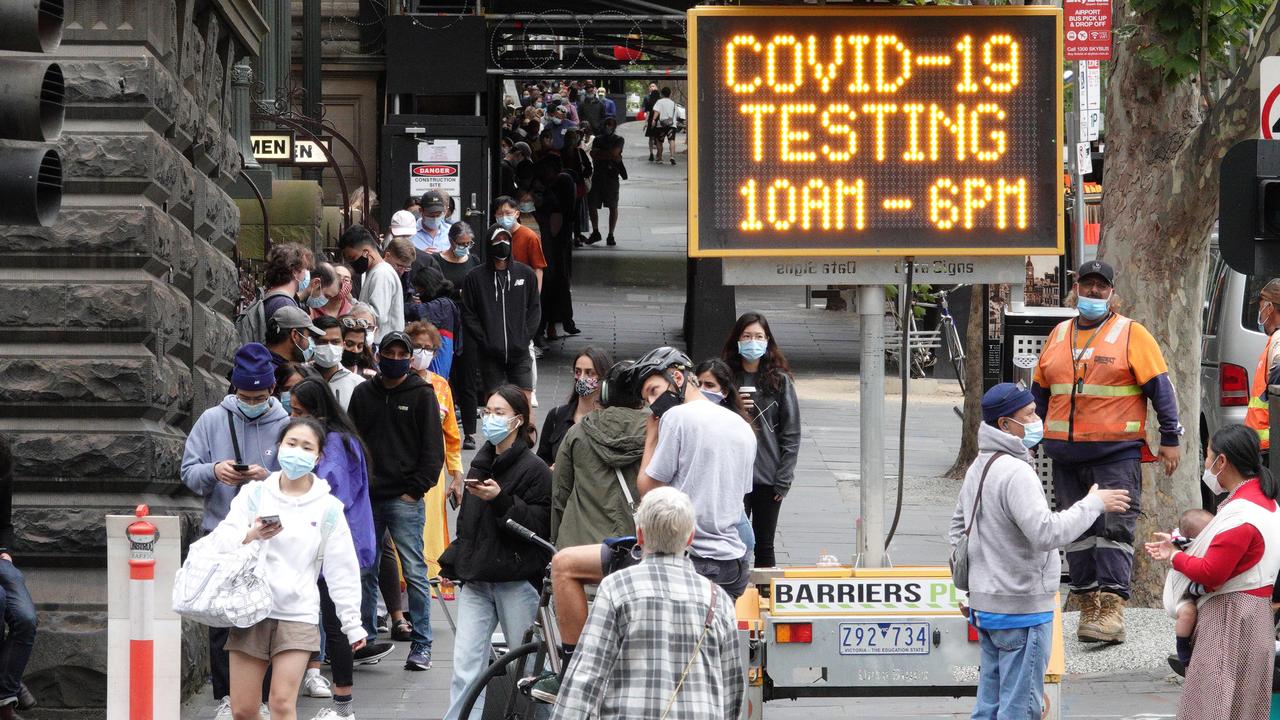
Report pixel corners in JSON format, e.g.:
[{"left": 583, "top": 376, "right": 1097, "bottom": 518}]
[{"left": 1172, "top": 479, "right": 1276, "bottom": 598}]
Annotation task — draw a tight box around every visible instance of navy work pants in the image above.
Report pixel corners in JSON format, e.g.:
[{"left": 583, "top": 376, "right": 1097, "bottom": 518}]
[{"left": 1052, "top": 457, "right": 1141, "bottom": 599}]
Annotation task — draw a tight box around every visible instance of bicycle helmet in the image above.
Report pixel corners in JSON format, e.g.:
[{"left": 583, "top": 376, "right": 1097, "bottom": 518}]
[{"left": 630, "top": 346, "right": 693, "bottom": 383}]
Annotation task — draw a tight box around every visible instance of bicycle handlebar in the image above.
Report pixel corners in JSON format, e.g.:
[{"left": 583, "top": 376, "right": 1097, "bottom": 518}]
[{"left": 505, "top": 518, "right": 559, "bottom": 555}]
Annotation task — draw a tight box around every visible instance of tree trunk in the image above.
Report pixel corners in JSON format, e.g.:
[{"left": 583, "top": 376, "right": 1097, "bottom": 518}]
[
  {"left": 1102, "top": 2, "right": 1280, "bottom": 607},
  {"left": 947, "top": 285, "right": 986, "bottom": 479}
]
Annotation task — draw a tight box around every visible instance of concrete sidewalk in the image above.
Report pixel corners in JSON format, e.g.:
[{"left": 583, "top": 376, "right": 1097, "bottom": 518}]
[{"left": 180, "top": 120, "right": 1183, "bottom": 719}]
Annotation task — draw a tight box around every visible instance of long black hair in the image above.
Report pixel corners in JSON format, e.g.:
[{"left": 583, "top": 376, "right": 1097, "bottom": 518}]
[
  {"left": 721, "top": 310, "right": 794, "bottom": 396},
  {"left": 1210, "top": 423, "right": 1278, "bottom": 499},
  {"left": 564, "top": 346, "right": 613, "bottom": 407},
  {"left": 695, "top": 358, "right": 751, "bottom": 423},
  {"left": 275, "top": 416, "right": 327, "bottom": 458},
  {"left": 289, "top": 377, "right": 370, "bottom": 465}
]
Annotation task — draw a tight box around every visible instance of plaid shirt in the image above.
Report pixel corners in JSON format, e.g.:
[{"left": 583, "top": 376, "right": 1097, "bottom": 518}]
[{"left": 551, "top": 553, "right": 745, "bottom": 719}]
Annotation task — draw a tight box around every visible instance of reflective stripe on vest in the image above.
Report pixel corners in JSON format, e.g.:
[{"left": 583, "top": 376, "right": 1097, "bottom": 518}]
[
  {"left": 1244, "top": 333, "right": 1277, "bottom": 451},
  {"left": 1038, "top": 315, "right": 1148, "bottom": 443}
]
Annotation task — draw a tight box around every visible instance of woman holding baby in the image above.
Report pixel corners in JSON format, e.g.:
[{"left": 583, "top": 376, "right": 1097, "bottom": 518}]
[{"left": 1146, "top": 423, "right": 1280, "bottom": 720}]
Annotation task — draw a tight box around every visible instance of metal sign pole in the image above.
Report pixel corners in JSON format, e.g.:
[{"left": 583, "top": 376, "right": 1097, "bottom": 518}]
[{"left": 858, "top": 284, "right": 887, "bottom": 568}]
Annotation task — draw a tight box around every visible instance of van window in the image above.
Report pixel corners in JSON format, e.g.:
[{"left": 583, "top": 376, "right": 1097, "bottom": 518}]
[
  {"left": 1205, "top": 257, "right": 1226, "bottom": 335},
  {"left": 1242, "top": 273, "right": 1268, "bottom": 330}
]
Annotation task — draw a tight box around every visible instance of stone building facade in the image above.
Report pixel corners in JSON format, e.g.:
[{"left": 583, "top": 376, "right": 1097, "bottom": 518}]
[{"left": 0, "top": 0, "right": 265, "bottom": 713}]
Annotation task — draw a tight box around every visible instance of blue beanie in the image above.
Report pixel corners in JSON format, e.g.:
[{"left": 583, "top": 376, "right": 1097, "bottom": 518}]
[
  {"left": 982, "top": 382, "right": 1034, "bottom": 425},
  {"left": 231, "top": 343, "right": 276, "bottom": 391}
]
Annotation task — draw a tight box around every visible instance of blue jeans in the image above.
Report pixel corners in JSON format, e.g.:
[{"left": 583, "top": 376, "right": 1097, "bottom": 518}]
[
  {"left": 443, "top": 581, "right": 540, "bottom": 720},
  {"left": 361, "top": 497, "right": 433, "bottom": 647},
  {"left": 973, "top": 622, "right": 1052, "bottom": 720},
  {"left": 0, "top": 562, "right": 36, "bottom": 702}
]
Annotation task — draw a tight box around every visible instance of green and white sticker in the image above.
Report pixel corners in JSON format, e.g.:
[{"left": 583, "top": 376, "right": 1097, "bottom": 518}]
[{"left": 771, "top": 578, "right": 967, "bottom": 617}]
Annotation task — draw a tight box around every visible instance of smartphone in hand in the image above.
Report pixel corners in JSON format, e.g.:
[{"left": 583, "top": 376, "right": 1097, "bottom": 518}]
[
  {"left": 258, "top": 515, "right": 281, "bottom": 527},
  {"left": 232, "top": 463, "right": 250, "bottom": 473}
]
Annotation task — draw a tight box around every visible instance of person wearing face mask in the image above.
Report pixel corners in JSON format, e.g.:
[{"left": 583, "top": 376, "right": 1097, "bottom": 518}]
[
  {"left": 577, "top": 87, "right": 606, "bottom": 134},
  {"left": 694, "top": 358, "right": 751, "bottom": 421},
  {"left": 492, "top": 196, "right": 546, "bottom": 293},
  {"left": 438, "top": 385, "right": 551, "bottom": 720},
  {"left": 537, "top": 347, "right": 612, "bottom": 467},
  {"left": 1032, "top": 259, "right": 1184, "bottom": 644},
  {"left": 549, "top": 357, "right": 649, "bottom": 550},
  {"left": 541, "top": 347, "right": 756, "bottom": 703},
  {"left": 345, "top": 331, "right": 445, "bottom": 673},
  {"left": 411, "top": 190, "right": 453, "bottom": 254},
  {"left": 432, "top": 223, "right": 483, "bottom": 447},
  {"left": 1244, "top": 279, "right": 1280, "bottom": 467},
  {"left": 461, "top": 227, "right": 541, "bottom": 405},
  {"left": 309, "top": 316, "right": 366, "bottom": 411},
  {"left": 262, "top": 242, "right": 315, "bottom": 319},
  {"left": 586, "top": 116, "right": 626, "bottom": 247},
  {"left": 273, "top": 363, "right": 305, "bottom": 417},
  {"left": 265, "top": 305, "right": 325, "bottom": 370},
  {"left": 1145, "top": 424, "right": 1280, "bottom": 720},
  {"left": 721, "top": 311, "right": 800, "bottom": 568},
  {"left": 338, "top": 225, "right": 405, "bottom": 344},
  {"left": 407, "top": 264, "right": 463, "bottom": 379},
  {"left": 950, "top": 383, "right": 1130, "bottom": 720},
  {"left": 203, "top": 417, "right": 366, "bottom": 720},
  {"left": 316, "top": 264, "right": 355, "bottom": 320},
  {"left": 180, "top": 343, "right": 290, "bottom": 715}
]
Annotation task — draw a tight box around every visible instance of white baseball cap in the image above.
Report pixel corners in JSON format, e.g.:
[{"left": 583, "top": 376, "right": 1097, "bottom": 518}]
[{"left": 389, "top": 210, "right": 418, "bottom": 237}]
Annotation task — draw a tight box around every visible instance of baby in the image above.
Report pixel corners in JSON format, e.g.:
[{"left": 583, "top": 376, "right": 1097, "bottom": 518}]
[{"left": 1171, "top": 508, "right": 1214, "bottom": 670}]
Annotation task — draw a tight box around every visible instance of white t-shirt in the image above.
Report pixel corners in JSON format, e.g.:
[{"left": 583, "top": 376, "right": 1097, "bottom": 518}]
[
  {"left": 653, "top": 97, "right": 677, "bottom": 127},
  {"left": 359, "top": 260, "right": 405, "bottom": 343},
  {"left": 645, "top": 398, "right": 756, "bottom": 560}
]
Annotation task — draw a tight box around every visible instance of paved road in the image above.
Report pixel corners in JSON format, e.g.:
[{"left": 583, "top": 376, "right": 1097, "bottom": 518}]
[{"left": 181, "top": 121, "right": 1184, "bottom": 719}]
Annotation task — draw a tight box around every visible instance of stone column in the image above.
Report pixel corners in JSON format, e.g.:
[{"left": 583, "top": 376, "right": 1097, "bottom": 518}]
[{"left": 232, "top": 58, "right": 260, "bottom": 171}]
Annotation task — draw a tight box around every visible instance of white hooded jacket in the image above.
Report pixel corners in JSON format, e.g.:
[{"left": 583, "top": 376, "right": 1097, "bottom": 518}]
[{"left": 207, "top": 472, "right": 365, "bottom": 644}]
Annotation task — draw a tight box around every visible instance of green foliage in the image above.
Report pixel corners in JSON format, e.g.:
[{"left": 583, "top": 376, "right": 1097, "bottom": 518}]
[{"left": 1127, "top": 0, "right": 1271, "bottom": 84}]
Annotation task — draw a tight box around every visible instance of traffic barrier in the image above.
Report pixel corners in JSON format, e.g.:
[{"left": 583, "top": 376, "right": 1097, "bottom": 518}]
[{"left": 107, "top": 508, "right": 180, "bottom": 720}]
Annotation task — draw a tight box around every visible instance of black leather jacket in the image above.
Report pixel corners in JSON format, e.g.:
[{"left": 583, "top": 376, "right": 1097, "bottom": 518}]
[{"left": 738, "top": 372, "right": 801, "bottom": 496}]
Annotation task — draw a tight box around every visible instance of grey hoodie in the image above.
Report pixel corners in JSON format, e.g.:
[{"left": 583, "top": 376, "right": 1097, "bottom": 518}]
[
  {"left": 181, "top": 395, "right": 289, "bottom": 532},
  {"left": 948, "top": 423, "right": 1104, "bottom": 615}
]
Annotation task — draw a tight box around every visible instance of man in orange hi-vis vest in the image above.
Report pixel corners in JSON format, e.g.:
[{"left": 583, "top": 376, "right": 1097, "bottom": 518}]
[
  {"left": 1033, "top": 260, "right": 1183, "bottom": 645},
  {"left": 1244, "top": 279, "right": 1280, "bottom": 462}
]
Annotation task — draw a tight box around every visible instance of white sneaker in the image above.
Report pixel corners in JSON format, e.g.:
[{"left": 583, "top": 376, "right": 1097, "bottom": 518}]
[
  {"left": 311, "top": 709, "right": 356, "bottom": 720},
  {"left": 259, "top": 702, "right": 271, "bottom": 720},
  {"left": 214, "top": 696, "right": 232, "bottom": 720},
  {"left": 304, "top": 670, "right": 333, "bottom": 698}
]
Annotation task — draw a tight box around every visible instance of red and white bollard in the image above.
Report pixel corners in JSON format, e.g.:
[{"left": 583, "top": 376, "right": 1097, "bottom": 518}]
[{"left": 126, "top": 505, "right": 157, "bottom": 720}]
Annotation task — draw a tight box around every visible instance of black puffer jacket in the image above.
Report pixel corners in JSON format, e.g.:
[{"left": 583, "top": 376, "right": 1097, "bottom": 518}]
[
  {"left": 737, "top": 372, "right": 802, "bottom": 496},
  {"left": 439, "top": 437, "right": 552, "bottom": 584}
]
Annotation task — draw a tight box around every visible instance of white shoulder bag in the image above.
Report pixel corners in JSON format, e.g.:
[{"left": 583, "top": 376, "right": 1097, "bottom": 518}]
[{"left": 172, "top": 484, "right": 273, "bottom": 628}]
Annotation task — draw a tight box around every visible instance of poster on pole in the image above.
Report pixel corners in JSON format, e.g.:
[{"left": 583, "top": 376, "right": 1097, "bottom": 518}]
[
  {"left": 1064, "top": 0, "right": 1111, "bottom": 60},
  {"left": 1261, "top": 57, "right": 1280, "bottom": 139}
]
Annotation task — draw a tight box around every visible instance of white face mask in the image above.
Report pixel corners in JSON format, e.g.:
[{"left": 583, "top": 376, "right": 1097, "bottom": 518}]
[
  {"left": 313, "top": 343, "right": 343, "bottom": 368},
  {"left": 411, "top": 348, "right": 434, "bottom": 371},
  {"left": 1202, "top": 457, "right": 1226, "bottom": 495}
]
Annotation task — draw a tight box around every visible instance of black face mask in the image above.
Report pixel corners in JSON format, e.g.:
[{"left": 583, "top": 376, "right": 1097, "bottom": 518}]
[
  {"left": 351, "top": 255, "right": 370, "bottom": 274},
  {"left": 342, "top": 349, "right": 363, "bottom": 368},
  {"left": 489, "top": 241, "right": 512, "bottom": 260},
  {"left": 648, "top": 390, "right": 682, "bottom": 419}
]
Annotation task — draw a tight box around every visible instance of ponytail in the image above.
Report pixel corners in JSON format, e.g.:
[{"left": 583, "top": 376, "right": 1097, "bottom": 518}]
[{"left": 1211, "top": 424, "right": 1277, "bottom": 499}]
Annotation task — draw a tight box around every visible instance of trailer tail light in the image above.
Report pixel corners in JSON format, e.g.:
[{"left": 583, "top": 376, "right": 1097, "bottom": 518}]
[
  {"left": 774, "top": 623, "right": 813, "bottom": 644},
  {"left": 1221, "top": 363, "right": 1250, "bottom": 407}
]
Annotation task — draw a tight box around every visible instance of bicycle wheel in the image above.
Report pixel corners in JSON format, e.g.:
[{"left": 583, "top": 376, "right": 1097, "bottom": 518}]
[
  {"left": 944, "top": 320, "right": 966, "bottom": 394},
  {"left": 457, "top": 640, "right": 542, "bottom": 720}
]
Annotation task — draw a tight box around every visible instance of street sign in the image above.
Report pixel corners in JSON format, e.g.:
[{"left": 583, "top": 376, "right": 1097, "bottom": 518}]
[
  {"left": 722, "top": 256, "right": 1028, "bottom": 286},
  {"left": 251, "top": 132, "right": 294, "bottom": 163},
  {"left": 293, "top": 137, "right": 331, "bottom": 166},
  {"left": 1064, "top": 0, "right": 1111, "bottom": 60},
  {"left": 687, "top": 7, "right": 1064, "bottom": 258},
  {"left": 411, "top": 140, "right": 463, "bottom": 221},
  {"left": 1261, "top": 57, "right": 1280, "bottom": 139}
]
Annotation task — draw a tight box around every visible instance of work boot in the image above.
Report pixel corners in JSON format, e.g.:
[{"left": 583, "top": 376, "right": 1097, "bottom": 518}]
[
  {"left": 1074, "top": 591, "right": 1102, "bottom": 642},
  {"left": 1081, "top": 592, "right": 1126, "bottom": 644}
]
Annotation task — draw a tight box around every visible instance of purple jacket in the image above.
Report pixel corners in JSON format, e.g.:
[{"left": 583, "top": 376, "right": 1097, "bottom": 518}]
[{"left": 318, "top": 431, "right": 377, "bottom": 569}]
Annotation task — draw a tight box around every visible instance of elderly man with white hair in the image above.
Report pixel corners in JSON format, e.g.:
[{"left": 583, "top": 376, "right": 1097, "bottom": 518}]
[{"left": 548, "top": 487, "right": 746, "bottom": 719}]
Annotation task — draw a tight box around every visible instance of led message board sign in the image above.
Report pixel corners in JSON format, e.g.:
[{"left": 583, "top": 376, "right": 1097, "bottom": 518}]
[{"left": 687, "top": 7, "right": 1063, "bottom": 258}]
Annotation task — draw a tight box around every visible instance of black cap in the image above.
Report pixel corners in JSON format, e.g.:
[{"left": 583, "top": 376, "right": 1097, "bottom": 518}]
[
  {"left": 1074, "top": 260, "right": 1115, "bottom": 286},
  {"left": 379, "top": 331, "right": 413, "bottom": 354}
]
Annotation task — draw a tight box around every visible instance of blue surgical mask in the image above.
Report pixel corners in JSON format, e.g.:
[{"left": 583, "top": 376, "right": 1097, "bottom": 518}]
[
  {"left": 453, "top": 244, "right": 471, "bottom": 259},
  {"left": 482, "top": 414, "right": 516, "bottom": 445},
  {"left": 297, "top": 270, "right": 311, "bottom": 293},
  {"left": 738, "top": 339, "right": 768, "bottom": 361},
  {"left": 497, "top": 215, "right": 517, "bottom": 231},
  {"left": 518, "top": 202, "right": 535, "bottom": 213},
  {"left": 237, "top": 399, "right": 269, "bottom": 419},
  {"left": 432, "top": 217, "right": 447, "bottom": 231},
  {"left": 307, "top": 293, "right": 328, "bottom": 309},
  {"left": 1076, "top": 295, "right": 1110, "bottom": 320},
  {"left": 278, "top": 445, "right": 318, "bottom": 480},
  {"left": 296, "top": 336, "right": 315, "bottom": 363},
  {"left": 700, "top": 389, "right": 725, "bottom": 405},
  {"left": 1006, "top": 417, "right": 1044, "bottom": 449},
  {"left": 279, "top": 391, "right": 293, "bottom": 416}
]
